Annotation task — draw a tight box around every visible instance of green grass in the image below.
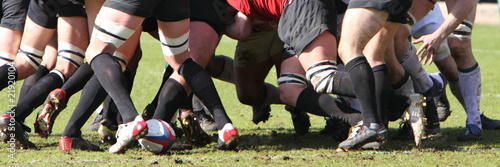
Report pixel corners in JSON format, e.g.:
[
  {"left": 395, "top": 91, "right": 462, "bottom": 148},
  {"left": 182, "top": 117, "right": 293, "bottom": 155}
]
[{"left": 1, "top": 25, "right": 500, "bottom": 166}]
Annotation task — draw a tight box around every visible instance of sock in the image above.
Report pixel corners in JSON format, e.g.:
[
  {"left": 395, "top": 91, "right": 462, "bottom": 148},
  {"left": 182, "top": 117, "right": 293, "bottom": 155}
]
[
  {"left": 150, "top": 65, "right": 174, "bottom": 109},
  {"left": 62, "top": 63, "right": 94, "bottom": 98},
  {"left": 19, "top": 65, "right": 50, "bottom": 101},
  {"left": 399, "top": 42, "right": 433, "bottom": 93},
  {"left": 331, "top": 71, "right": 356, "bottom": 97},
  {"left": 62, "top": 76, "right": 108, "bottom": 137},
  {"left": 345, "top": 56, "right": 379, "bottom": 126},
  {"left": 90, "top": 53, "right": 137, "bottom": 122},
  {"left": 0, "top": 64, "right": 17, "bottom": 91},
  {"left": 448, "top": 78, "right": 466, "bottom": 109},
  {"left": 152, "top": 78, "right": 188, "bottom": 122},
  {"left": 373, "top": 64, "right": 390, "bottom": 125},
  {"left": 179, "top": 58, "right": 231, "bottom": 130},
  {"left": 179, "top": 94, "right": 194, "bottom": 110},
  {"left": 214, "top": 55, "right": 235, "bottom": 84},
  {"left": 101, "top": 96, "right": 122, "bottom": 125},
  {"left": 259, "top": 83, "right": 282, "bottom": 106},
  {"left": 393, "top": 70, "right": 415, "bottom": 96},
  {"left": 296, "top": 88, "right": 362, "bottom": 126},
  {"left": 8, "top": 72, "right": 64, "bottom": 123},
  {"left": 192, "top": 95, "right": 205, "bottom": 112},
  {"left": 458, "top": 63, "right": 482, "bottom": 127}
]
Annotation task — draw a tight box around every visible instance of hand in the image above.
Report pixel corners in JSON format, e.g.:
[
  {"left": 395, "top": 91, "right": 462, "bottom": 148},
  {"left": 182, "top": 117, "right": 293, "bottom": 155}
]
[{"left": 412, "top": 33, "right": 444, "bottom": 65}]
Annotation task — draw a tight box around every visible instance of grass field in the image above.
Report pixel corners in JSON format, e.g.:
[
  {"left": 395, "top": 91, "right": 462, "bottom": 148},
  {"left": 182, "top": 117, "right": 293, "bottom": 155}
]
[{"left": 1, "top": 24, "right": 500, "bottom": 166}]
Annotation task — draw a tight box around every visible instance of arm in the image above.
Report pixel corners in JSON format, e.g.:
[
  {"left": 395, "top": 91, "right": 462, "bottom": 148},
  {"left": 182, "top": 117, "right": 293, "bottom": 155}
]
[
  {"left": 224, "top": 12, "right": 252, "bottom": 40},
  {"left": 413, "top": 0, "right": 474, "bottom": 64}
]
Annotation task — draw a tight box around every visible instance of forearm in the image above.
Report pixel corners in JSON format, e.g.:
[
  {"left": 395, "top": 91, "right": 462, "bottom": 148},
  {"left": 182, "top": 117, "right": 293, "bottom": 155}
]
[{"left": 436, "top": 0, "right": 475, "bottom": 39}]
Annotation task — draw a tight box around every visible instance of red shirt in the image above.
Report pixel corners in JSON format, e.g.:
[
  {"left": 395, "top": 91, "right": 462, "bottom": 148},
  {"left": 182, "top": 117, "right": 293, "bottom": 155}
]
[{"left": 227, "top": 0, "right": 287, "bottom": 21}]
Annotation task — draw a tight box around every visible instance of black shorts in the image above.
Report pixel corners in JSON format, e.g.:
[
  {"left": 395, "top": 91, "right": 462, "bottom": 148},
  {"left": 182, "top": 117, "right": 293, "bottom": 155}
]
[
  {"left": 278, "top": 0, "right": 337, "bottom": 56},
  {"left": 104, "top": 0, "right": 189, "bottom": 22},
  {"left": 142, "top": 17, "right": 158, "bottom": 32},
  {"left": 191, "top": 0, "right": 230, "bottom": 36},
  {"left": 0, "top": 0, "right": 30, "bottom": 30},
  {"left": 28, "top": 0, "right": 86, "bottom": 29},
  {"left": 348, "top": 0, "right": 412, "bottom": 24}
]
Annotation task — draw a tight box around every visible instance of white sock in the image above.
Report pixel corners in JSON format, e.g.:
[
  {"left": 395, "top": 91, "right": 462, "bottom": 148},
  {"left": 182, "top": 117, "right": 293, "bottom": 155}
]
[
  {"left": 459, "top": 65, "right": 482, "bottom": 128},
  {"left": 448, "top": 79, "right": 466, "bottom": 109},
  {"left": 395, "top": 76, "right": 415, "bottom": 96},
  {"left": 399, "top": 42, "right": 433, "bottom": 93}
]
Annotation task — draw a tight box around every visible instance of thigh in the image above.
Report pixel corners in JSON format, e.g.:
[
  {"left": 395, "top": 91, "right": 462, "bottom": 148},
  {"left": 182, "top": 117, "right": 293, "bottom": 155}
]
[{"left": 189, "top": 21, "right": 220, "bottom": 68}]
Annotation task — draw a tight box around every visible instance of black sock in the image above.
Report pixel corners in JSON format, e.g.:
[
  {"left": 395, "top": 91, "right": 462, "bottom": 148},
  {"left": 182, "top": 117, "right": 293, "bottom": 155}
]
[
  {"left": 101, "top": 68, "right": 135, "bottom": 125},
  {"left": 90, "top": 53, "right": 137, "bottom": 122},
  {"left": 179, "top": 94, "right": 194, "bottom": 110},
  {"left": 152, "top": 78, "right": 188, "bottom": 122},
  {"left": 296, "top": 88, "right": 362, "bottom": 126},
  {"left": 150, "top": 65, "right": 174, "bottom": 109},
  {"left": 345, "top": 56, "right": 379, "bottom": 126},
  {"left": 372, "top": 64, "right": 389, "bottom": 125},
  {"left": 332, "top": 71, "right": 355, "bottom": 97},
  {"left": 8, "top": 72, "right": 64, "bottom": 123},
  {"left": 0, "top": 64, "right": 17, "bottom": 91},
  {"left": 101, "top": 96, "right": 115, "bottom": 125},
  {"left": 62, "top": 63, "right": 94, "bottom": 98},
  {"left": 19, "top": 65, "right": 50, "bottom": 101},
  {"left": 179, "top": 58, "right": 231, "bottom": 130},
  {"left": 62, "top": 76, "right": 108, "bottom": 137}
]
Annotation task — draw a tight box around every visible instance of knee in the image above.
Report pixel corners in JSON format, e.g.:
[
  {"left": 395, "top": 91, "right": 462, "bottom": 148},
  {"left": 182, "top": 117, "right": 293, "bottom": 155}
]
[{"left": 236, "top": 87, "right": 261, "bottom": 105}]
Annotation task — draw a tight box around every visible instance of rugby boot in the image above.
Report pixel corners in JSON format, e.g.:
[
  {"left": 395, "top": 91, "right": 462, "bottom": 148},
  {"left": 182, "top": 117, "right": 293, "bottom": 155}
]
[
  {"left": 98, "top": 119, "right": 118, "bottom": 144},
  {"left": 179, "top": 110, "right": 212, "bottom": 146},
  {"left": 59, "top": 136, "right": 102, "bottom": 153},
  {"left": 142, "top": 103, "right": 156, "bottom": 120},
  {"left": 319, "top": 117, "right": 351, "bottom": 141},
  {"left": 217, "top": 123, "right": 239, "bottom": 150},
  {"left": 0, "top": 130, "right": 7, "bottom": 143},
  {"left": 34, "top": 88, "right": 67, "bottom": 138},
  {"left": 338, "top": 124, "right": 387, "bottom": 151},
  {"left": 0, "top": 114, "right": 37, "bottom": 149},
  {"left": 320, "top": 117, "right": 336, "bottom": 135},
  {"left": 430, "top": 72, "right": 452, "bottom": 122},
  {"left": 285, "top": 105, "right": 310, "bottom": 135},
  {"left": 169, "top": 141, "right": 193, "bottom": 150},
  {"left": 109, "top": 116, "right": 148, "bottom": 153},
  {"left": 480, "top": 114, "right": 500, "bottom": 130},
  {"left": 392, "top": 121, "right": 414, "bottom": 140},
  {"left": 88, "top": 105, "right": 104, "bottom": 131},
  {"left": 251, "top": 104, "right": 271, "bottom": 124},
  {"left": 194, "top": 109, "right": 217, "bottom": 131},
  {"left": 408, "top": 93, "right": 426, "bottom": 146},
  {"left": 423, "top": 99, "right": 442, "bottom": 139},
  {"left": 457, "top": 124, "right": 483, "bottom": 141}
]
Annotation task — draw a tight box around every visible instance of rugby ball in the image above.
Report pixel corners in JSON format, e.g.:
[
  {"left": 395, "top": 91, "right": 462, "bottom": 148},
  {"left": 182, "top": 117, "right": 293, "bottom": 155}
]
[{"left": 138, "top": 119, "right": 176, "bottom": 154}]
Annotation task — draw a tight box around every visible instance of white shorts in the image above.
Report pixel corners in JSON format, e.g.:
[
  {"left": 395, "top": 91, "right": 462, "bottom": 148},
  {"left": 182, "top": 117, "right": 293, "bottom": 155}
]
[{"left": 411, "top": 3, "right": 450, "bottom": 61}]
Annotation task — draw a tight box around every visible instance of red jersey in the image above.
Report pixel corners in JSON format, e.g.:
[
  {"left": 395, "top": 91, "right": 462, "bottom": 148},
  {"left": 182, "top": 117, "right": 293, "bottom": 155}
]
[{"left": 227, "top": 0, "right": 287, "bottom": 21}]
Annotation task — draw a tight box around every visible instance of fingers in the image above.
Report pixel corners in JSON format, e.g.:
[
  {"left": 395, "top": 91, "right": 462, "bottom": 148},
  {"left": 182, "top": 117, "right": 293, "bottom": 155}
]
[{"left": 416, "top": 44, "right": 426, "bottom": 56}]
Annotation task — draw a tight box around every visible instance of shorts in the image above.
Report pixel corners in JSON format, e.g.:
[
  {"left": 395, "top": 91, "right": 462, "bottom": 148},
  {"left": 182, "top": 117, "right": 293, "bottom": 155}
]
[
  {"left": 191, "top": 0, "right": 230, "bottom": 36},
  {"left": 411, "top": 4, "right": 449, "bottom": 61},
  {"left": 278, "top": 0, "right": 337, "bottom": 56},
  {"left": 104, "top": 0, "right": 189, "bottom": 22},
  {"left": 348, "top": 0, "right": 412, "bottom": 24},
  {"left": 234, "top": 29, "right": 284, "bottom": 67},
  {"left": 0, "top": 0, "right": 30, "bottom": 30},
  {"left": 142, "top": 17, "right": 158, "bottom": 32},
  {"left": 411, "top": 3, "right": 444, "bottom": 39},
  {"left": 28, "top": 0, "right": 86, "bottom": 29}
]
